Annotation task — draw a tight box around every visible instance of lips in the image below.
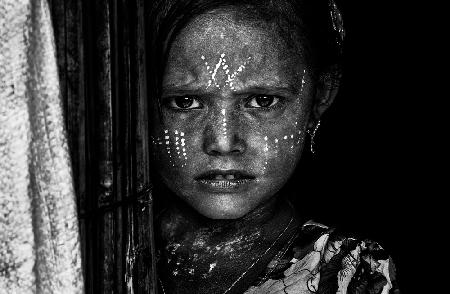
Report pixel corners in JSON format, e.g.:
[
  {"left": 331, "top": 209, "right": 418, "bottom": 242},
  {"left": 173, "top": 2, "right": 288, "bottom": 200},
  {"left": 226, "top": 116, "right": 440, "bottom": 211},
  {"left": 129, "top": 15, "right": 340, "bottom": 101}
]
[{"left": 195, "top": 169, "right": 256, "bottom": 190}]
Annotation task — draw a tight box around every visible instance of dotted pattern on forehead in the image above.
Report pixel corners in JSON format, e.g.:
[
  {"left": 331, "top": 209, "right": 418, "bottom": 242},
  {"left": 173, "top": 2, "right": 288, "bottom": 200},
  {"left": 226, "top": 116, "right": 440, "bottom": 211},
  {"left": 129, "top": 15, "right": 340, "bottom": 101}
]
[{"left": 200, "top": 54, "right": 252, "bottom": 90}]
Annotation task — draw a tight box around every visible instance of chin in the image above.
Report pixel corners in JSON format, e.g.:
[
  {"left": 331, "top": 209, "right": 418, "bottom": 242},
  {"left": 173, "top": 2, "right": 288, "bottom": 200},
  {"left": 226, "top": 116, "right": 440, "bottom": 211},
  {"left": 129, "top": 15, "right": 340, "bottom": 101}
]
[
  {"left": 201, "top": 209, "right": 247, "bottom": 220},
  {"left": 191, "top": 195, "right": 254, "bottom": 220}
]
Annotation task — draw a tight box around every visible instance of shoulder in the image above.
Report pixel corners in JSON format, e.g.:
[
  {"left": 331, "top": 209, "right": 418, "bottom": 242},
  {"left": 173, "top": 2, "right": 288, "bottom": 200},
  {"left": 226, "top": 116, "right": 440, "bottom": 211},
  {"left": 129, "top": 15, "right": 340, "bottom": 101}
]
[{"left": 245, "top": 221, "right": 401, "bottom": 294}]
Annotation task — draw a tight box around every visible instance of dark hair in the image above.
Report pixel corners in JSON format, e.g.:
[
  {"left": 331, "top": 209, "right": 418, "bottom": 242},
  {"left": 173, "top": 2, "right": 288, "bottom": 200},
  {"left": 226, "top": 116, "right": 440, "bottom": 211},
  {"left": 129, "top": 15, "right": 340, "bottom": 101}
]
[{"left": 146, "top": 0, "right": 344, "bottom": 112}]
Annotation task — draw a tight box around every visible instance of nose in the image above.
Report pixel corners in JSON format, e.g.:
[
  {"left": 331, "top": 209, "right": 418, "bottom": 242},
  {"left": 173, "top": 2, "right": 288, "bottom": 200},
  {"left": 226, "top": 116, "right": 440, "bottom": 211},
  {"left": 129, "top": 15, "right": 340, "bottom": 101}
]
[{"left": 202, "top": 114, "right": 246, "bottom": 156}]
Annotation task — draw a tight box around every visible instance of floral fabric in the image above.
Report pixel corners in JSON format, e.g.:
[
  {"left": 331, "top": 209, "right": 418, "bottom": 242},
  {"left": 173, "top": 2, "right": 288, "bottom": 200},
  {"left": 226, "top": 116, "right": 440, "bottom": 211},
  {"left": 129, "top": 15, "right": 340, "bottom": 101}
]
[{"left": 244, "top": 221, "right": 400, "bottom": 294}]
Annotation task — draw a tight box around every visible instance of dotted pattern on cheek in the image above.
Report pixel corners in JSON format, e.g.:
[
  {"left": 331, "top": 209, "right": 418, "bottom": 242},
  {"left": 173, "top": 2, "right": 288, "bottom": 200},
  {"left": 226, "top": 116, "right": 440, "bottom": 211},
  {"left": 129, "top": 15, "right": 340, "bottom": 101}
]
[
  {"left": 151, "top": 67, "right": 308, "bottom": 171},
  {"left": 151, "top": 129, "right": 189, "bottom": 168},
  {"left": 164, "top": 130, "right": 174, "bottom": 167},
  {"left": 174, "top": 130, "right": 180, "bottom": 157},
  {"left": 295, "top": 122, "right": 303, "bottom": 145},
  {"left": 181, "top": 132, "right": 187, "bottom": 163},
  {"left": 301, "top": 69, "right": 306, "bottom": 91},
  {"left": 260, "top": 121, "right": 306, "bottom": 172},
  {"left": 263, "top": 136, "right": 269, "bottom": 171},
  {"left": 151, "top": 125, "right": 306, "bottom": 172}
]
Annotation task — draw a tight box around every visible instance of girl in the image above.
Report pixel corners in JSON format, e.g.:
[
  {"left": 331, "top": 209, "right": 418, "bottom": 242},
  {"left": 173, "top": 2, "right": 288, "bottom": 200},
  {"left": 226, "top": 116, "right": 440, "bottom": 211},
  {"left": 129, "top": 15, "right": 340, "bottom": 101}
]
[{"left": 147, "top": 0, "right": 400, "bottom": 293}]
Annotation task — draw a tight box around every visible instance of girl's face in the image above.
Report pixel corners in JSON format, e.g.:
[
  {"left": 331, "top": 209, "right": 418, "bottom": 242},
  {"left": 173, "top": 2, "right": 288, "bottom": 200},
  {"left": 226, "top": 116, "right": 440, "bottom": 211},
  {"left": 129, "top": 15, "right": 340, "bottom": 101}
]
[{"left": 151, "top": 10, "right": 314, "bottom": 219}]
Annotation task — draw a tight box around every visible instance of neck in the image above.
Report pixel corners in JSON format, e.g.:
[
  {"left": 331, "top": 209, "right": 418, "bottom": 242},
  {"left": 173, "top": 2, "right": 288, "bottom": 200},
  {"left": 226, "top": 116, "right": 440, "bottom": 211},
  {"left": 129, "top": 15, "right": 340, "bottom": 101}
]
[
  {"left": 157, "top": 193, "right": 287, "bottom": 242},
  {"left": 156, "top": 193, "right": 300, "bottom": 294}
]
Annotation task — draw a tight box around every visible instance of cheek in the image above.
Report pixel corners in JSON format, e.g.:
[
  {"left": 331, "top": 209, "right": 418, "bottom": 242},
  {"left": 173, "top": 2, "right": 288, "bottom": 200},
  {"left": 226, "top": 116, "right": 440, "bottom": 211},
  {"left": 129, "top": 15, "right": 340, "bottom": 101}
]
[
  {"left": 258, "top": 120, "right": 307, "bottom": 173},
  {"left": 151, "top": 129, "right": 192, "bottom": 170}
]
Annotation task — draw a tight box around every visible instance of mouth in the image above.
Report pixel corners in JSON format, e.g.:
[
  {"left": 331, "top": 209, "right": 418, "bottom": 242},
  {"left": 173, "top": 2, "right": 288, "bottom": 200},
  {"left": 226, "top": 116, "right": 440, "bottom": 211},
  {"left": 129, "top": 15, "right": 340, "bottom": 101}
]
[{"left": 194, "top": 169, "right": 256, "bottom": 190}]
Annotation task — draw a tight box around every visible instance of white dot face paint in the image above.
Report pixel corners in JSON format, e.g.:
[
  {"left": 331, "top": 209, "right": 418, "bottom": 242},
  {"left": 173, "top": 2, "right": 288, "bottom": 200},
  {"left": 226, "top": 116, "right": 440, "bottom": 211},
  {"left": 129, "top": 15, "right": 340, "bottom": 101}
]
[
  {"left": 199, "top": 53, "right": 252, "bottom": 91},
  {"left": 181, "top": 131, "right": 188, "bottom": 166},
  {"left": 151, "top": 129, "right": 190, "bottom": 169},
  {"left": 301, "top": 69, "right": 306, "bottom": 92},
  {"left": 225, "top": 56, "right": 252, "bottom": 90},
  {"left": 211, "top": 53, "right": 225, "bottom": 87},
  {"left": 175, "top": 135, "right": 180, "bottom": 155},
  {"left": 156, "top": 11, "right": 316, "bottom": 220},
  {"left": 221, "top": 109, "right": 227, "bottom": 136},
  {"left": 164, "top": 132, "right": 175, "bottom": 167},
  {"left": 263, "top": 136, "right": 269, "bottom": 171},
  {"left": 297, "top": 130, "right": 302, "bottom": 144},
  {"left": 258, "top": 119, "right": 307, "bottom": 173}
]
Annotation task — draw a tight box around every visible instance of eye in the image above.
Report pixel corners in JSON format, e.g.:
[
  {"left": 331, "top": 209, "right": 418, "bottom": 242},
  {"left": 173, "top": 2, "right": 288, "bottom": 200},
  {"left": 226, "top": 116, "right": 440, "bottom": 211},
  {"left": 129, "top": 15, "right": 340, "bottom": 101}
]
[
  {"left": 166, "top": 96, "right": 202, "bottom": 110},
  {"left": 245, "top": 95, "right": 280, "bottom": 108}
]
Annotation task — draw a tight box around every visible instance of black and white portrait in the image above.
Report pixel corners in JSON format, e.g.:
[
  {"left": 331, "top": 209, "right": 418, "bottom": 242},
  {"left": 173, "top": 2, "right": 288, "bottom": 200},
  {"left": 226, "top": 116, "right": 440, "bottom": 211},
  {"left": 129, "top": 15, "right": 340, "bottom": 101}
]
[{"left": 1, "top": 0, "right": 424, "bottom": 293}]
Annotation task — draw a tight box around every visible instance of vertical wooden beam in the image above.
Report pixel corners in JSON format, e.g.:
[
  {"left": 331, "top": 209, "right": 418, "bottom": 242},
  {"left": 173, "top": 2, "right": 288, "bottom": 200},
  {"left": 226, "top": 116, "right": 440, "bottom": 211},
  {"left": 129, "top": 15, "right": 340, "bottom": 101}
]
[
  {"left": 50, "top": 0, "right": 157, "bottom": 292},
  {"left": 134, "top": 0, "right": 157, "bottom": 290}
]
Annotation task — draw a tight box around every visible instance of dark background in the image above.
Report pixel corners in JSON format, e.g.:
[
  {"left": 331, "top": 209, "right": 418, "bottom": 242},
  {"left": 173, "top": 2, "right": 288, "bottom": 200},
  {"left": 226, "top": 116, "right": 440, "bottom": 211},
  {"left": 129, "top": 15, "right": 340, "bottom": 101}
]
[
  {"left": 50, "top": 0, "right": 422, "bottom": 292},
  {"left": 289, "top": 1, "right": 421, "bottom": 292}
]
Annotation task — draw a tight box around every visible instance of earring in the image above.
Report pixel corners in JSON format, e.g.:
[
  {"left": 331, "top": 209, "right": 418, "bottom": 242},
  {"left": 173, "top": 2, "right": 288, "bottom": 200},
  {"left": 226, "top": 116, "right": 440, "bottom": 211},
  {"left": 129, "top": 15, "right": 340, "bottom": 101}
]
[{"left": 307, "top": 120, "right": 321, "bottom": 154}]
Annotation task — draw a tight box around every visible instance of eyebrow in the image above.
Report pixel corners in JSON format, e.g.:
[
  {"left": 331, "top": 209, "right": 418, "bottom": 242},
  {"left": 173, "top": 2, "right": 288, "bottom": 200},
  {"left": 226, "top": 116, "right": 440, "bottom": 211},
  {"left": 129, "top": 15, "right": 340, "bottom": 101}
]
[
  {"left": 161, "top": 86, "right": 209, "bottom": 97},
  {"left": 161, "top": 84, "right": 300, "bottom": 97},
  {"left": 233, "top": 85, "right": 300, "bottom": 96}
]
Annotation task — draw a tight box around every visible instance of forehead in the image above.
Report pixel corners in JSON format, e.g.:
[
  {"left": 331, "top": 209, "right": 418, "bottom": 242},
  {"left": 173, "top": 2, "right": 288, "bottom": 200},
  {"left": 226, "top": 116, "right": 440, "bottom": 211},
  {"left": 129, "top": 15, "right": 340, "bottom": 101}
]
[{"left": 164, "top": 9, "right": 305, "bottom": 90}]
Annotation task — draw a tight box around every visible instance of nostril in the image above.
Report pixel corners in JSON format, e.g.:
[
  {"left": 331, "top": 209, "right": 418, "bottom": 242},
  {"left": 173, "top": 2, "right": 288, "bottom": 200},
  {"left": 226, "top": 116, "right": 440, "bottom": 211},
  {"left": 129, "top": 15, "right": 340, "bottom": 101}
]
[
  {"left": 208, "top": 149, "right": 222, "bottom": 156},
  {"left": 230, "top": 147, "right": 243, "bottom": 154}
]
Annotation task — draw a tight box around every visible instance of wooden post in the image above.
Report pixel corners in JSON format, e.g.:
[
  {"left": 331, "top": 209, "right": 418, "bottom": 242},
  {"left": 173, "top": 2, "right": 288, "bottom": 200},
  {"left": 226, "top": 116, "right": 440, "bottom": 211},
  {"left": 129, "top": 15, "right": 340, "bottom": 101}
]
[{"left": 49, "top": 1, "right": 157, "bottom": 293}]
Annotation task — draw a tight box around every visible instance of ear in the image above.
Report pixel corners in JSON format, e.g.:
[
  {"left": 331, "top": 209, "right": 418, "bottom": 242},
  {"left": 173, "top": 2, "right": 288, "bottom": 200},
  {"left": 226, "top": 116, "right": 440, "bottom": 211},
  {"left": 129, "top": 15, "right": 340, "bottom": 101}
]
[{"left": 307, "top": 65, "right": 341, "bottom": 129}]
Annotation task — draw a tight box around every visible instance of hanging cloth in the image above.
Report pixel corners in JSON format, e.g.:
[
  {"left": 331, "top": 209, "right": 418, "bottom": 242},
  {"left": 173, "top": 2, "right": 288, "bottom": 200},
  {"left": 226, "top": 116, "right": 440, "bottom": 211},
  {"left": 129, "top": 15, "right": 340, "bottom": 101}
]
[{"left": 0, "top": 0, "right": 84, "bottom": 293}]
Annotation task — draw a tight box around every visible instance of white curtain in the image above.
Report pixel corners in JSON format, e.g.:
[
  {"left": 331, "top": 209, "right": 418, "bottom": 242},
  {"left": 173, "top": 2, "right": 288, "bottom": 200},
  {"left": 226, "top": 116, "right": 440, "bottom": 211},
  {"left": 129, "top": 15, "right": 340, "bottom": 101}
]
[{"left": 0, "top": 0, "right": 84, "bottom": 292}]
